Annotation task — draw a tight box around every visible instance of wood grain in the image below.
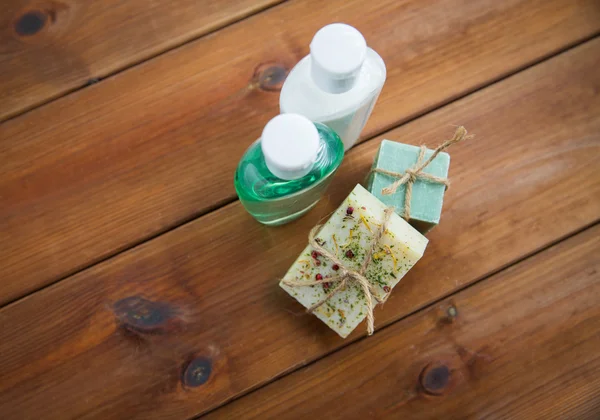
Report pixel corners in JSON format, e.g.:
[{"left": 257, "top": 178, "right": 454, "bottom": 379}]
[
  {"left": 207, "top": 225, "right": 600, "bottom": 420},
  {"left": 0, "top": 0, "right": 283, "bottom": 120},
  {"left": 1, "top": 37, "right": 599, "bottom": 419},
  {"left": 2, "top": 0, "right": 600, "bottom": 305}
]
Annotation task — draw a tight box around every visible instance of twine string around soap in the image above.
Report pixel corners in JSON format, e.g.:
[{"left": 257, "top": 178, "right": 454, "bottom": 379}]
[
  {"left": 370, "top": 126, "right": 471, "bottom": 221},
  {"left": 282, "top": 207, "right": 395, "bottom": 335}
]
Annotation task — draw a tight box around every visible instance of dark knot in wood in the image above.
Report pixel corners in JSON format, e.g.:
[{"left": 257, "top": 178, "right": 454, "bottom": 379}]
[
  {"left": 14, "top": 10, "right": 48, "bottom": 36},
  {"left": 420, "top": 362, "right": 451, "bottom": 395},
  {"left": 113, "top": 296, "right": 176, "bottom": 334},
  {"left": 437, "top": 304, "right": 459, "bottom": 327},
  {"left": 254, "top": 63, "right": 288, "bottom": 92},
  {"left": 182, "top": 357, "right": 212, "bottom": 387}
]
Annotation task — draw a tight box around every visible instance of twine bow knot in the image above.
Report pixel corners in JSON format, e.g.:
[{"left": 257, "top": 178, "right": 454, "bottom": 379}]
[
  {"left": 282, "top": 207, "right": 395, "bottom": 335},
  {"left": 282, "top": 127, "right": 471, "bottom": 336},
  {"left": 371, "top": 126, "right": 471, "bottom": 220}
]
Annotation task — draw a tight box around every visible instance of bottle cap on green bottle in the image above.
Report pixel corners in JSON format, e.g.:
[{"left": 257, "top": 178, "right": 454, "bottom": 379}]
[{"left": 261, "top": 114, "right": 320, "bottom": 180}]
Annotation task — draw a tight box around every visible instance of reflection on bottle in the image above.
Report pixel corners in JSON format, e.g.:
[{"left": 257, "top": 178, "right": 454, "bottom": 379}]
[
  {"left": 280, "top": 23, "right": 386, "bottom": 151},
  {"left": 235, "top": 114, "right": 344, "bottom": 226}
]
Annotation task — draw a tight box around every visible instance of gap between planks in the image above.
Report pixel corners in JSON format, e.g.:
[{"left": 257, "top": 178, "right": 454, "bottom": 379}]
[
  {"left": 1, "top": 30, "right": 599, "bottom": 419},
  {"left": 1, "top": 0, "right": 288, "bottom": 124},
  {"left": 4, "top": 0, "right": 600, "bottom": 307},
  {"left": 196, "top": 219, "right": 600, "bottom": 418},
  {"left": 202, "top": 221, "right": 600, "bottom": 419},
  {"left": 3, "top": 31, "right": 598, "bottom": 311}
]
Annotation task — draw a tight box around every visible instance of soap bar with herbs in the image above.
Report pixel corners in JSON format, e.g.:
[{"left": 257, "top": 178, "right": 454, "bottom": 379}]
[
  {"left": 368, "top": 140, "right": 450, "bottom": 233},
  {"left": 280, "top": 184, "right": 428, "bottom": 338}
]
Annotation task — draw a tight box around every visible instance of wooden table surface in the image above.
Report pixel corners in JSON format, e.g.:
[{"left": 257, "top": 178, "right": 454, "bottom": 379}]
[{"left": 1, "top": 0, "right": 599, "bottom": 418}]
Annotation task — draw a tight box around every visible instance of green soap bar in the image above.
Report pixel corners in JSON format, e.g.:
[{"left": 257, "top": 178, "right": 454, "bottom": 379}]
[{"left": 367, "top": 140, "right": 450, "bottom": 233}]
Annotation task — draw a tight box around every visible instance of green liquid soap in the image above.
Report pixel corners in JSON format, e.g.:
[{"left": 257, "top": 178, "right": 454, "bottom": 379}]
[{"left": 235, "top": 114, "right": 344, "bottom": 226}]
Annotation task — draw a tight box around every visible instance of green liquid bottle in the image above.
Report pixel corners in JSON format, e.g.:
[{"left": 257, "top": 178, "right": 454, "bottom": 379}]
[{"left": 235, "top": 114, "right": 344, "bottom": 226}]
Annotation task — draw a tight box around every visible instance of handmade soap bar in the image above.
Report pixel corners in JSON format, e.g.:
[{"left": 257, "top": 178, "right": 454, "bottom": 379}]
[
  {"left": 368, "top": 140, "right": 450, "bottom": 233},
  {"left": 280, "top": 184, "right": 428, "bottom": 338}
]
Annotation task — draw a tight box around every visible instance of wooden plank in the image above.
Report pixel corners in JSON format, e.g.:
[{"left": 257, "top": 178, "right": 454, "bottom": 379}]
[
  {"left": 2, "top": 0, "right": 599, "bottom": 305},
  {"left": 0, "top": 0, "right": 283, "bottom": 120},
  {"left": 206, "top": 225, "right": 600, "bottom": 420},
  {"left": 1, "top": 37, "right": 599, "bottom": 419}
]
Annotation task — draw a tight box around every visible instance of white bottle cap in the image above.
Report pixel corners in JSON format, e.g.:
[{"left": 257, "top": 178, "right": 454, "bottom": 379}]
[
  {"left": 261, "top": 114, "right": 320, "bottom": 180},
  {"left": 310, "top": 23, "right": 367, "bottom": 94}
]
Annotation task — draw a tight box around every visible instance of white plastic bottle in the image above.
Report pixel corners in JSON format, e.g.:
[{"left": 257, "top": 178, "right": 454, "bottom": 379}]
[{"left": 280, "top": 23, "right": 386, "bottom": 151}]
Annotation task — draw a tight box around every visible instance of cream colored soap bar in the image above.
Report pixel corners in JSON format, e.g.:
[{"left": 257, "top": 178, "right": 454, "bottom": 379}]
[{"left": 280, "top": 184, "right": 428, "bottom": 338}]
